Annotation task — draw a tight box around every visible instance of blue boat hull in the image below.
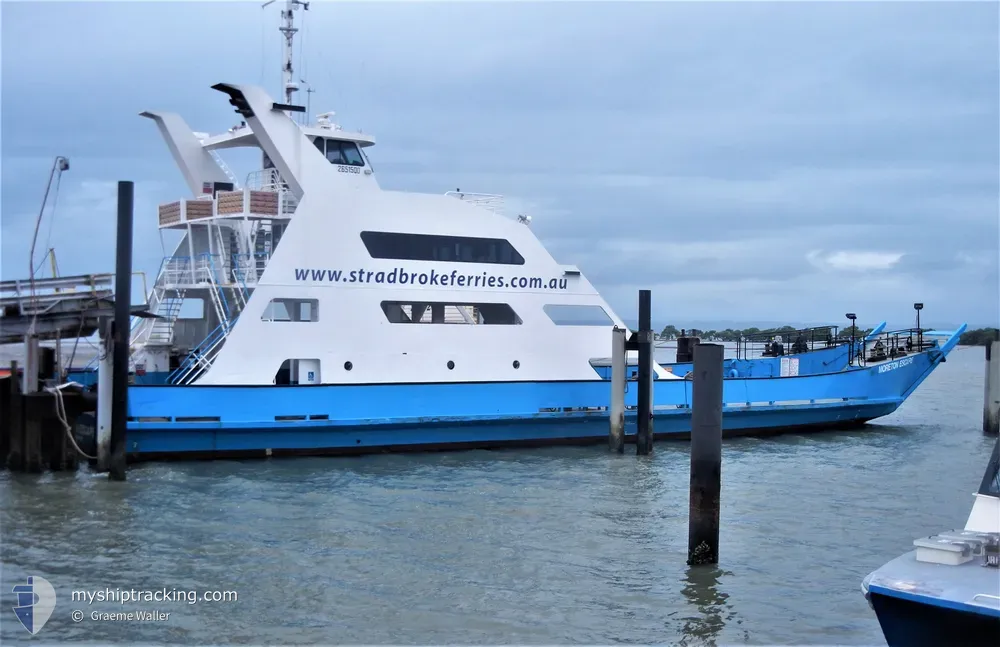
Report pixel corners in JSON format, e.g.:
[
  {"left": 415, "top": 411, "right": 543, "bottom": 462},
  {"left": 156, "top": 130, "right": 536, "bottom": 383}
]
[
  {"left": 120, "top": 345, "right": 951, "bottom": 461},
  {"left": 867, "top": 588, "right": 1000, "bottom": 647}
]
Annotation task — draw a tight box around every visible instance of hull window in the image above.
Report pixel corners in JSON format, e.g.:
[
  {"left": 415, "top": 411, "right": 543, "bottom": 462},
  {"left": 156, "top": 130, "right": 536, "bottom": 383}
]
[
  {"left": 381, "top": 301, "right": 522, "bottom": 325},
  {"left": 361, "top": 231, "right": 525, "bottom": 265},
  {"left": 261, "top": 298, "right": 319, "bottom": 322},
  {"left": 274, "top": 358, "right": 321, "bottom": 385},
  {"left": 543, "top": 304, "right": 613, "bottom": 326}
]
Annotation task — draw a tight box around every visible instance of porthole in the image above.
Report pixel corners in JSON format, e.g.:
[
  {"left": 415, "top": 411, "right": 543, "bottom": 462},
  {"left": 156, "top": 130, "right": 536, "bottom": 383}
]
[
  {"left": 344, "top": 361, "right": 353, "bottom": 371},
  {"left": 447, "top": 360, "right": 455, "bottom": 370},
  {"left": 513, "top": 360, "right": 520, "bottom": 369}
]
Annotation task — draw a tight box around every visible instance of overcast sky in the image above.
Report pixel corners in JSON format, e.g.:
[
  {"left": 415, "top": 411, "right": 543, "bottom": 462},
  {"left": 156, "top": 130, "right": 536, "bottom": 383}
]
[{"left": 2, "top": 1, "right": 997, "bottom": 329}]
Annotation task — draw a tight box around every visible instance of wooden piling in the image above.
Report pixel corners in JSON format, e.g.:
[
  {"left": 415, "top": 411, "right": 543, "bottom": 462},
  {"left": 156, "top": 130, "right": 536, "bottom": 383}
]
[
  {"left": 609, "top": 326, "right": 626, "bottom": 453},
  {"left": 636, "top": 290, "right": 654, "bottom": 455},
  {"left": 23, "top": 334, "right": 39, "bottom": 393},
  {"left": 0, "top": 374, "right": 9, "bottom": 467},
  {"left": 22, "top": 394, "right": 44, "bottom": 473},
  {"left": 109, "top": 180, "right": 134, "bottom": 481},
  {"left": 985, "top": 340, "right": 999, "bottom": 436},
  {"left": 96, "top": 321, "right": 113, "bottom": 472},
  {"left": 688, "top": 342, "right": 724, "bottom": 566},
  {"left": 3, "top": 362, "right": 22, "bottom": 470}
]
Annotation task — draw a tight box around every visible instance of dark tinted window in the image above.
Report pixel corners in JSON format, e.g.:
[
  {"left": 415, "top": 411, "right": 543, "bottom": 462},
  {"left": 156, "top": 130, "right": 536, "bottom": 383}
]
[
  {"left": 312, "top": 137, "right": 365, "bottom": 167},
  {"left": 543, "top": 304, "right": 613, "bottom": 326},
  {"left": 381, "top": 301, "right": 522, "bottom": 325},
  {"left": 341, "top": 142, "right": 364, "bottom": 166},
  {"left": 360, "top": 231, "right": 525, "bottom": 265}
]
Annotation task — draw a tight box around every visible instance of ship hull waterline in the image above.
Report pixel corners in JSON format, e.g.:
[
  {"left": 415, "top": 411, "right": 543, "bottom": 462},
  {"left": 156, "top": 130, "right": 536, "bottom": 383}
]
[{"left": 112, "top": 347, "right": 947, "bottom": 462}]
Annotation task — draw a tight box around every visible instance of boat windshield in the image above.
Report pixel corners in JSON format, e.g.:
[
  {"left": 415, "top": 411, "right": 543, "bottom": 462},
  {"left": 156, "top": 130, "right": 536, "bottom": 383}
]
[{"left": 978, "top": 438, "right": 1000, "bottom": 497}]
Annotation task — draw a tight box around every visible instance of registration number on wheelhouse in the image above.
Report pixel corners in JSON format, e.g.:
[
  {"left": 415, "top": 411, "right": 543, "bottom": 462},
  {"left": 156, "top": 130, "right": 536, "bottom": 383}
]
[
  {"left": 877, "top": 356, "right": 916, "bottom": 374},
  {"left": 337, "top": 165, "right": 361, "bottom": 174}
]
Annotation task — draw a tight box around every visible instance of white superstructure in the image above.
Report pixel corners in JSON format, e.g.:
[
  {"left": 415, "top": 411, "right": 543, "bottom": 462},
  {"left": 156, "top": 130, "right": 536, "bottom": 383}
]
[{"left": 129, "top": 2, "right": 675, "bottom": 386}]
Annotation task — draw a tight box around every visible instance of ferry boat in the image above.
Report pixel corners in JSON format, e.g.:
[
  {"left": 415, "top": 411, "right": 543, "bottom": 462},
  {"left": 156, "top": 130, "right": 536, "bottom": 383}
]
[
  {"left": 862, "top": 438, "right": 1000, "bottom": 646},
  {"left": 109, "top": 2, "right": 964, "bottom": 460}
]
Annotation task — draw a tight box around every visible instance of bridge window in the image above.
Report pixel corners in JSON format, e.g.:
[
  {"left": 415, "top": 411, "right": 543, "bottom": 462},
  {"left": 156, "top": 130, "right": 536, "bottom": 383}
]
[
  {"left": 311, "top": 137, "right": 365, "bottom": 167},
  {"left": 261, "top": 298, "right": 319, "bottom": 322},
  {"left": 381, "top": 301, "right": 522, "bottom": 325},
  {"left": 543, "top": 304, "right": 612, "bottom": 326},
  {"left": 361, "top": 231, "right": 525, "bottom": 265}
]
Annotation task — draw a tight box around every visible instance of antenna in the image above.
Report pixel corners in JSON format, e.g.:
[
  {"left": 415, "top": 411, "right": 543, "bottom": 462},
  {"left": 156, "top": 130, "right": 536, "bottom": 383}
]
[
  {"left": 301, "top": 78, "right": 315, "bottom": 124},
  {"left": 261, "top": 0, "right": 309, "bottom": 110}
]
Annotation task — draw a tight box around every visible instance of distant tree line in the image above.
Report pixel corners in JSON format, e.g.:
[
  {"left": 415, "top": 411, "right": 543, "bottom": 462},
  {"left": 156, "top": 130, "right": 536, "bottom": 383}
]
[
  {"left": 959, "top": 328, "right": 1000, "bottom": 346},
  {"left": 657, "top": 324, "right": 872, "bottom": 343},
  {"left": 657, "top": 324, "right": 1000, "bottom": 346}
]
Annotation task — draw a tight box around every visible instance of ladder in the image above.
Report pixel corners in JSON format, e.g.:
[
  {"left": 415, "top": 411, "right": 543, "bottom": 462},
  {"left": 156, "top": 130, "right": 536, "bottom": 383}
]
[
  {"left": 209, "top": 149, "right": 240, "bottom": 189},
  {"left": 146, "top": 289, "right": 186, "bottom": 345}
]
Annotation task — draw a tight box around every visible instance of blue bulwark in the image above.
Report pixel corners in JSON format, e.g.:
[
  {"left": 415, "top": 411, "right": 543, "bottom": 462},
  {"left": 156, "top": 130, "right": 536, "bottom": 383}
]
[{"left": 121, "top": 340, "right": 957, "bottom": 460}]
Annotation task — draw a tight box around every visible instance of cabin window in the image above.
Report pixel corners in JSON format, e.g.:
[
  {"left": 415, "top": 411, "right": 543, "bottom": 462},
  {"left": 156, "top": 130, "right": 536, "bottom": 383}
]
[
  {"left": 273, "top": 358, "right": 322, "bottom": 385},
  {"left": 543, "top": 304, "right": 613, "bottom": 326},
  {"left": 176, "top": 298, "right": 205, "bottom": 320},
  {"left": 311, "top": 137, "right": 365, "bottom": 167},
  {"left": 381, "top": 301, "right": 522, "bottom": 325},
  {"left": 261, "top": 298, "right": 319, "bottom": 322},
  {"left": 361, "top": 231, "right": 525, "bottom": 265}
]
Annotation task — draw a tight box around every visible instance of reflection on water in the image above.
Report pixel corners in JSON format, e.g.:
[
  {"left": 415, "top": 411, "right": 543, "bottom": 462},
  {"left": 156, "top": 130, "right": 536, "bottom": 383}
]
[
  {"left": 0, "top": 346, "right": 993, "bottom": 645},
  {"left": 679, "top": 566, "right": 740, "bottom": 647}
]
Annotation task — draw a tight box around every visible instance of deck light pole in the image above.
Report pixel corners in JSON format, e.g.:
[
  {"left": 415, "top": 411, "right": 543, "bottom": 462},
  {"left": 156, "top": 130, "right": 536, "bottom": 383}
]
[
  {"left": 846, "top": 313, "right": 857, "bottom": 366},
  {"left": 914, "top": 303, "right": 923, "bottom": 351}
]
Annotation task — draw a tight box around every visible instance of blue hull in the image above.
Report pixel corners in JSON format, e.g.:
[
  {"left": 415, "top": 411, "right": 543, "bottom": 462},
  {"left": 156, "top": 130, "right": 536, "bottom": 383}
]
[
  {"left": 867, "top": 588, "right": 1000, "bottom": 647},
  {"left": 122, "top": 342, "right": 956, "bottom": 461}
]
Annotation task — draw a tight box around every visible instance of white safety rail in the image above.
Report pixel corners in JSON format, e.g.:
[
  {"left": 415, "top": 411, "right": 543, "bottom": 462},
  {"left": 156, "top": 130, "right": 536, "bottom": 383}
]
[
  {"left": 445, "top": 191, "right": 505, "bottom": 216},
  {"left": 246, "top": 168, "right": 298, "bottom": 214}
]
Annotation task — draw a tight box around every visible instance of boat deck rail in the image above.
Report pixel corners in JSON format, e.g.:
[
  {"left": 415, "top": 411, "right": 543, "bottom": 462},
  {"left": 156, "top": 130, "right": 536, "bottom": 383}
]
[
  {"left": 445, "top": 191, "right": 505, "bottom": 216},
  {"left": 864, "top": 327, "right": 937, "bottom": 363},
  {"left": 736, "top": 325, "right": 842, "bottom": 359},
  {"left": 158, "top": 169, "right": 296, "bottom": 229},
  {"left": 157, "top": 252, "right": 270, "bottom": 289}
]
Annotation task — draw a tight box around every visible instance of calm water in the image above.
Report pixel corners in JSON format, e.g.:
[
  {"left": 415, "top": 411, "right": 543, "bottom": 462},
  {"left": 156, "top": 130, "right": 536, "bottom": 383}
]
[{"left": 1, "top": 346, "right": 993, "bottom": 645}]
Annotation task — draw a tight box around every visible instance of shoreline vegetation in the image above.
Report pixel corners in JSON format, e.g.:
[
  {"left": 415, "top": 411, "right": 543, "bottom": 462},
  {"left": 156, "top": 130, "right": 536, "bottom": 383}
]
[
  {"left": 655, "top": 325, "right": 1000, "bottom": 347},
  {"left": 958, "top": 328, "right": 1000, "bottom": 347}
]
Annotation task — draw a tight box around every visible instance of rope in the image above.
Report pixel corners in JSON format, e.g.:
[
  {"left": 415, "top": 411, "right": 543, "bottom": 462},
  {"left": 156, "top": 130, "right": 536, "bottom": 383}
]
[{"left": 43, "top": 381, "right": 98, "bottom": 460}]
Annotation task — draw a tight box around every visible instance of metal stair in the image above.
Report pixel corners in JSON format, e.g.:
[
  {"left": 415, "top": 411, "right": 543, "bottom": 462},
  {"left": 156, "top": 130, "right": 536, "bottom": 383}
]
[
  {"left": 167, "top": 319, "right": 235, "bottom": 385},
  {"left": 147, "top": 290, "right": 186, "bottom": 345}
]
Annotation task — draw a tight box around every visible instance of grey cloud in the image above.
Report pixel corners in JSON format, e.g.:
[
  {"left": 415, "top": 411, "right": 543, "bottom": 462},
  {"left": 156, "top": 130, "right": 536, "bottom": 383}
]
[{"left": 2, "top": 1, "right": 997, "bottom": 326}]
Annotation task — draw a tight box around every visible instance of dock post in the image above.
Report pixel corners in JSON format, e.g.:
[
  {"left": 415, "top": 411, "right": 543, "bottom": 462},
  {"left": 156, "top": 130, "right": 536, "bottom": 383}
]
[
  {"left": 636, "top": 289, "right": 654, "bottom": 455},
  {"left": 96, "top": 320, "right": 113, "bottom": 472},
  {"left": 6, "top": 361, "right": 24, "bottom": 470},
  {"left": 23, "top": 395, "right": 43, "bottom": 473},
  {"left": 985, "top": 340, "right": 1000, "bottom": 436},
  {"left": 0, "top": 371, "right": 8, "bottom": 466},
  {"left": 688, "top": 342, "right": 724, "bottom": 565},
  {"left": 22, "top": 334, "right": 39, "bottom": 394},
  {"left": 609, "top": 326, "right": 626, "bottom": 452},
  {"left": 109, "top": 180, "right": 134, "bottom": 482}
]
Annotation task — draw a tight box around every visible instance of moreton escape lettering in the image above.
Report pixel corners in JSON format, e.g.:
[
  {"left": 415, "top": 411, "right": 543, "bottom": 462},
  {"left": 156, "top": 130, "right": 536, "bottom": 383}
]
[
  {"left": 877, "top": 356, "right": 916, "bottom": 374},
  {"left": 294, "top": 267, "right": 570, "bottom": 291}
]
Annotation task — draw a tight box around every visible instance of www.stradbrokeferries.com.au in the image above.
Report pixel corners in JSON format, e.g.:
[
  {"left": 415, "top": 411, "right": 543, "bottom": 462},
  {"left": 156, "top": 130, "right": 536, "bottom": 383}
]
[{"left": 72, "top": 587, "right": 237, "bottom": 605}]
